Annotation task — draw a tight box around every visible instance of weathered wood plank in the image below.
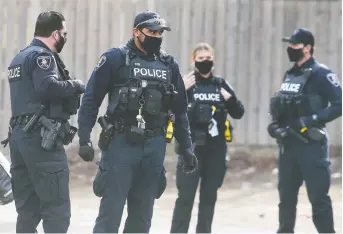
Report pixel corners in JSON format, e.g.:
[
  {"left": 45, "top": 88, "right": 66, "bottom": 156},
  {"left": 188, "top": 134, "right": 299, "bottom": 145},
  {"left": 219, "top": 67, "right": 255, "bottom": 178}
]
[
  {"left": 0, "top": 0, "right": 341, "bottom": 146},
  {"left": 213, "top": 0, "right": 226, "bottom": 76},
  {"left": 234, "top": 0, "right": 251, "bottom": 144},
  {"left": 246, "top": 0, "right": 260, "bottom": 145}
]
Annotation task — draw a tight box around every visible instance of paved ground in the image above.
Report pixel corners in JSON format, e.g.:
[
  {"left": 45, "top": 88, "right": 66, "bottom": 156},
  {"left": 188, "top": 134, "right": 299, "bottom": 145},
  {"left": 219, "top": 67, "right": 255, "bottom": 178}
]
[{"left": 1, "top": 181, "right": 341, "bottom": 233}]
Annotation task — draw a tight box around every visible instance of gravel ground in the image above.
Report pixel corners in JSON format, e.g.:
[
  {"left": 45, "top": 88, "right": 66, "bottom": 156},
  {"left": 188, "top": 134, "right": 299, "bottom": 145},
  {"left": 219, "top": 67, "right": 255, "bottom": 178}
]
[{"left": 1, "top": 181, "right": 341, "bottom": 233}]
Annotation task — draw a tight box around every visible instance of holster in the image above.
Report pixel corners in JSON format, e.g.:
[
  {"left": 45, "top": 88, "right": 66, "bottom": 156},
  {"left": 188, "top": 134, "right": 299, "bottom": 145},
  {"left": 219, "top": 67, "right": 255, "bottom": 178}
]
[
  {"left": 39, "top": 118, "right": 62, "bottom": 151},
  {"left": 98, "top": 130, "right": 112, "bottom": 151}
]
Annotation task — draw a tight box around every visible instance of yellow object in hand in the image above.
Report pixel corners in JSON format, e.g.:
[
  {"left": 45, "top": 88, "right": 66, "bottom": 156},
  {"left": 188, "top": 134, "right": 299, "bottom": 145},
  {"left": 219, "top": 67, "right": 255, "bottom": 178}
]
[
  {"left": 225, "top": 120, "right": 232, "bottom": 142},
  {"left": 166, "top": 120, "right": 174, "bottom": 143}
]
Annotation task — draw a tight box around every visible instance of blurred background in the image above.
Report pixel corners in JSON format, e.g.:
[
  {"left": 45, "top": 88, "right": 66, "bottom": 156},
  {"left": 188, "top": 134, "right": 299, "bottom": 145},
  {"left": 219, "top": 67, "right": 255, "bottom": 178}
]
[{"left": 0, "top": 0, "right": 342, "bottom": 232}]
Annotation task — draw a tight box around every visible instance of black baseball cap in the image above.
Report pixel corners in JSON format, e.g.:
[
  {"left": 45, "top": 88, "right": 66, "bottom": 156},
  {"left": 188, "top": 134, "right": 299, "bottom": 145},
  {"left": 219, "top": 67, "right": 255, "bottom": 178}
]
[
  {"left": 133, "top": 10, "right": 171, "bottom": 31},
  {"left": 282, "top": 28, "right": 315, "bottom": 46}
]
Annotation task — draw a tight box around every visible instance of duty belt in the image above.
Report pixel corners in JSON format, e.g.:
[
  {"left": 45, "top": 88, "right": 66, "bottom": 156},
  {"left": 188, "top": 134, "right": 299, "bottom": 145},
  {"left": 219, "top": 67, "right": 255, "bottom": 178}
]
[
  {"left": 108, "top": 117, "right": 166, "bottom": 138},
  {"left": 115, "top": 125, "right": 165, "bottom": 138},
  {"left": 10, "top": 115, "right": 66, "bottom": 128}
]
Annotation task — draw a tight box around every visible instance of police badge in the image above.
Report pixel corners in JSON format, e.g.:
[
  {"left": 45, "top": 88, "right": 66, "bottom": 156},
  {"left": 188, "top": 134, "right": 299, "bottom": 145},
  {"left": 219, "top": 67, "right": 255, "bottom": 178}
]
[{"left": 37, "top": 55, "right": 52, "bottom": 70}]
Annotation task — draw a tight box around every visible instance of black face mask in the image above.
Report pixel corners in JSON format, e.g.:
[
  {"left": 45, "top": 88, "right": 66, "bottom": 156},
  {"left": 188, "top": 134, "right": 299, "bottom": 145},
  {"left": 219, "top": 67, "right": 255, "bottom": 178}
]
[
  {"left": 287, "top": 47, "right": 304, "bottom": 62},
  {"left": 195, "top": 60, "right": 213, "bottom": 74},
  {"left": 55, "top": 33, "right": 67, "bottom": 53},
  {"left": 138, "top": 31, "right": 163, "bottom": 55}
]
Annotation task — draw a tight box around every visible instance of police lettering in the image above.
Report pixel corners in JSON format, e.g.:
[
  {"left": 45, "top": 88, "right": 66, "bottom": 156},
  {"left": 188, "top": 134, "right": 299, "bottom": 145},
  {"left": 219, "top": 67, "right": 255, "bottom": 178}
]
[
  {"left": 8, "top": 66, "right": 21, "bottom": 79},
  {"left": 133, "top": 67, "right": 167, "bottom": 79},
  {"left": 280, "top": 83, "right": 301, "bottom": 92},
  {"left": 194, "top": 93, "right": 220, "bottom": 101}
]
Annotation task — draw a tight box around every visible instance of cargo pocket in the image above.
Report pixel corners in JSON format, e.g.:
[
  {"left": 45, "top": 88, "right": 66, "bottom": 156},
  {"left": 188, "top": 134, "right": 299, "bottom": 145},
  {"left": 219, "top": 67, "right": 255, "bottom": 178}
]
[
  {"left": 34, "top": 161, "right": 69, "bottom": 202},
  {"left": 93, "top": 164, "right": 111, "bottom": 197},
  {"left": 155, "top": 166, "right": 167, "bottom": 199}
]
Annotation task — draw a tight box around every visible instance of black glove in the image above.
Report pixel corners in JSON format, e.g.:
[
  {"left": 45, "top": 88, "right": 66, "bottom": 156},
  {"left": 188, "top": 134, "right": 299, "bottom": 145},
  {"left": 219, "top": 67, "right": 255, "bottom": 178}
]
[
  {"left": 274, "top": 128, "right": 288, "bottom": 141},
  {"left": 267, "top": 122, "right": 279, "bottom": 138},
  {"left": 78, "top": 141, "right": 94, "bottom": 162},
  {"left": 267, "top": 122, "right": 288, "bottom": 142},
  {"left": 179, "top": 145, "right": 198, "bottom": 174},
  {"left": 71, "top": 79, "right": 86, "bottom": 94}
]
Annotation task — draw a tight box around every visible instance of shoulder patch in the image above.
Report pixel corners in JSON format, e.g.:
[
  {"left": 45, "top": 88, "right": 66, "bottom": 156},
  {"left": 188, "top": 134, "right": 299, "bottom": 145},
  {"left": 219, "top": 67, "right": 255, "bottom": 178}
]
[
  {"left": 95, "top": 55, "right": 107, "bottom": 70},
  {"left": 326, "top": 73, "right": 341, "bottom": 87},
  {"left": 37, "top": 55, "right": 52, "bottom": 70}
]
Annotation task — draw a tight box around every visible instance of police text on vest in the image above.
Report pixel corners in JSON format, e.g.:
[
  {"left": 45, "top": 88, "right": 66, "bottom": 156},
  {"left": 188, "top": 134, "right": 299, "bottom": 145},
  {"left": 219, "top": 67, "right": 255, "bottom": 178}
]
[
  {"left": 133, "top": 67, "right": 167, "bottom": 79},
  {"left": 194, "top": 93, "right": 220, "bottom": 101},
  {"left": 280, "top": 83, "right": 301, "bottom": 92},
  {"left": 8, "top": 66, "right": 21, "bottom": 80}
]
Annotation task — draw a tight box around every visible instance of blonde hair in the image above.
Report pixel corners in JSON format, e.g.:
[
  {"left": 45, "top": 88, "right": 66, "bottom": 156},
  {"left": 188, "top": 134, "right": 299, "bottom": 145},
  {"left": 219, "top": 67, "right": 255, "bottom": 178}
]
[{"left": 192, "top": 42, "right": 214, "bottom": 61}]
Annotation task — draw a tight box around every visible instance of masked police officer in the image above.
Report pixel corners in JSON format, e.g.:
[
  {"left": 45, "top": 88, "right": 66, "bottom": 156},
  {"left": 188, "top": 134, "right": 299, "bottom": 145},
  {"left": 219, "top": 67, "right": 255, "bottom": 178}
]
[
  {"left": 5, "top": 11, "right": 85, "bottom": 233},
  {"left": 77, "top": 10, "right": 198, "bottom": 233},
  {"left": 268, "top": 28, "right": 342, "bottom": 233},
  {"left": 170, "top": 43, "right": 245, "bottom": 233}
]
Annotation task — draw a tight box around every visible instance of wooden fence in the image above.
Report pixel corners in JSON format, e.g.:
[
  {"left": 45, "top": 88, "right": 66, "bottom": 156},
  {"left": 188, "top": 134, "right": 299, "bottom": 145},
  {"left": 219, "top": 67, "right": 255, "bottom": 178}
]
[{"left": 0, "top": 0, "right": 341, "bottom": 145}]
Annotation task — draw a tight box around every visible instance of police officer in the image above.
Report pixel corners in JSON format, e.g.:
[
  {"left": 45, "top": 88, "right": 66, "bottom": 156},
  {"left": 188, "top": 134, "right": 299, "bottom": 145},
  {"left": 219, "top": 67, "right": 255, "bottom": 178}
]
[
  {"left": 170, "top": 43, "right": 245, "bottom": 233},
  {"left": 6, "top": 11, "right": 85, "bottom": 232},
  {"left": 268, "top": 28, "right": 342, "bottom": 233},
  {"left": 77, "top": 10, "right": 198, "bottom": 233}
]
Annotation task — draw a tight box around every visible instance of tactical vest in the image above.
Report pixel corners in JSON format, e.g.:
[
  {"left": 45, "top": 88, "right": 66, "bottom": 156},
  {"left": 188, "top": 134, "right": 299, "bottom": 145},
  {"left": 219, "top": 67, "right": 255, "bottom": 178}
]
[
  {"left": 188, "top": 77, "right": 227, "bottom": 128},
  {"left": 106, "top": 45, "right": 174, "bottom": 129},
  {"left": 8, "top": 46, "right": 70, "bottom": 120},
  {"left": 270, "top": 62, "right": 325, "bottom": 124}
]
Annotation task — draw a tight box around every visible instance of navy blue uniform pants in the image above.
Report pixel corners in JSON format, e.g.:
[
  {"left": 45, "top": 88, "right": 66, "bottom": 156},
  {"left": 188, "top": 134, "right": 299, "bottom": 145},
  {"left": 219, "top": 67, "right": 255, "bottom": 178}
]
[
  {"left": 277, "top": 137, "right": 335, "bottom": 233},
  {"left": 170, "top": 137, "right": 227, "bottom": 233},
  {"left": 93, "top": 135, "right": 166, "bottom": 233},
  {"left": 9, "top": 125, "right": 71, "bottom": 233}
]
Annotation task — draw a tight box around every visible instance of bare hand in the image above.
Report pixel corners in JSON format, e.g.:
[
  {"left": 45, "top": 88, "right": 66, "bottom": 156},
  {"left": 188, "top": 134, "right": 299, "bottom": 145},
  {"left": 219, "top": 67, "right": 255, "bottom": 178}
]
[
  {"left": 183, "top": 71, "right": 196, "bottom": 90},
  {"left": 220, "top": 88, "right": 232, "bottom": 101}
]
